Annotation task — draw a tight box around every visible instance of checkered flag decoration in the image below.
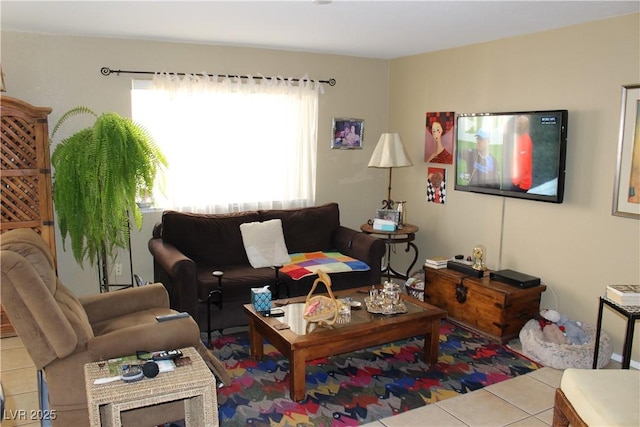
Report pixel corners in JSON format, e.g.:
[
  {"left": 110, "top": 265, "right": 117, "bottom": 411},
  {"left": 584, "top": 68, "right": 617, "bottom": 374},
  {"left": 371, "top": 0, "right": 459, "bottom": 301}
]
[{"left": 427, "top": 181, "right": 446, "bottom": 204}]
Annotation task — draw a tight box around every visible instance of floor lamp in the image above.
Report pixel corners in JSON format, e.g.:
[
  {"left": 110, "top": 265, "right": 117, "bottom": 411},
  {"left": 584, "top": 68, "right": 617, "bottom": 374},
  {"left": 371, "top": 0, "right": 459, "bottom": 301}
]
[{"left": 368, "top": 133, "right": 413, "bottom": 209}]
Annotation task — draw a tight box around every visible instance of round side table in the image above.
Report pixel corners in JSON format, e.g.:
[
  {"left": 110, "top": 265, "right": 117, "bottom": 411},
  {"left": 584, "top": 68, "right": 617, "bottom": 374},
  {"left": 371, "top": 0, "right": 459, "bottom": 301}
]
[{"left": 361, "top": 223, "right": 419, "bottom": 281}]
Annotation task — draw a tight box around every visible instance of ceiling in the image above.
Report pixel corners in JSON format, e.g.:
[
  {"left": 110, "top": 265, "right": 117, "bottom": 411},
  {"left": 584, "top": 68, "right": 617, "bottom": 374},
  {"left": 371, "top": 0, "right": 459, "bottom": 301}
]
[{"left": 2, "top": 1, "right": 638, "bottom": 59}]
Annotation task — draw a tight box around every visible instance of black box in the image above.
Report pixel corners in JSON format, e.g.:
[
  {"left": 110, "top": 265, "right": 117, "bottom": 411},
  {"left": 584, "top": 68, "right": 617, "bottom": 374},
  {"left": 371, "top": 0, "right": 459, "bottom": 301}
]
[
  {"left": 446, "top": 260, "right": 484, "bottom": 278},
  {"left": 490, "top": 269, "right": 540, "bottom": 288}
]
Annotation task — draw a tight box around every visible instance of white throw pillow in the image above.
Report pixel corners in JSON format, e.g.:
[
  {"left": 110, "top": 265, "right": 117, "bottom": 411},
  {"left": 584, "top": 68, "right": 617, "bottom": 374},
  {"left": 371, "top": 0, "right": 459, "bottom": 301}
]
[{"left": 240, "top": 219, "right": 291, "bottom": 268}]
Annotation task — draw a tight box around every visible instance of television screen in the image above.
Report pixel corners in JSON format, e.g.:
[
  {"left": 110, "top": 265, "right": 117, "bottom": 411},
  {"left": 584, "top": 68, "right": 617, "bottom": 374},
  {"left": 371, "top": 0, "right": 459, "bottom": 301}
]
[{"left": 454, "top": 110, "right": 568, "bottom": 203}]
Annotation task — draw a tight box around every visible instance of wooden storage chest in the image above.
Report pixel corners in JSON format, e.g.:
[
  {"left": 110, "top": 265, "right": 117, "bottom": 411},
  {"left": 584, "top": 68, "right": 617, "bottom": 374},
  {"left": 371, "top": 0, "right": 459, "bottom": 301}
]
[{"left": 423, "top": 267, "right": 546, "bottom": 343}]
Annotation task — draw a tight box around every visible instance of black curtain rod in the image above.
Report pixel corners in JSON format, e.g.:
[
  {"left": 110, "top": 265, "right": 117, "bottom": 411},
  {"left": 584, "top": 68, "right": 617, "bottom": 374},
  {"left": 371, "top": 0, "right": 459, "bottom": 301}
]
[{"left": 100, "top": 66, "right": 336, "bottom": 86}]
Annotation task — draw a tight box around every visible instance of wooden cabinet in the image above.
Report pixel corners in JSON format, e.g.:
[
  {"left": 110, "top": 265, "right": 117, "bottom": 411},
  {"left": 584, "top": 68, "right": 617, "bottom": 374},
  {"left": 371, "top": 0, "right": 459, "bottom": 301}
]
[
  {"left": 1, "top": 96, "right": 55, "bottom": 337},
  {"left": 423, "top": 267, "right": 546, "bottom": 343}
]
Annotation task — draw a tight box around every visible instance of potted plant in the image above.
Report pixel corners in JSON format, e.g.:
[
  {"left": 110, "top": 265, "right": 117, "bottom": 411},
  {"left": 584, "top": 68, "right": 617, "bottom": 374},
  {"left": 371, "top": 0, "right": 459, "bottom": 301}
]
[{"left": 51, "top": 107, "right": 167, "bottom": 291}]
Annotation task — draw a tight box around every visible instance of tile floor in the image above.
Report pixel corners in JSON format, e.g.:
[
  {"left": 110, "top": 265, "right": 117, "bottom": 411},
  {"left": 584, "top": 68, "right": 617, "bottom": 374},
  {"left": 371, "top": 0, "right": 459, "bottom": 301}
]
[
  {"left": 0, "top": 334, "right": 620, "bottom": 427},
  {"left": 361, "top": 367, "right": 562, "bottom": 427},
  {"left": 1, "top": 335, "right": 40, "bottom": 427}
]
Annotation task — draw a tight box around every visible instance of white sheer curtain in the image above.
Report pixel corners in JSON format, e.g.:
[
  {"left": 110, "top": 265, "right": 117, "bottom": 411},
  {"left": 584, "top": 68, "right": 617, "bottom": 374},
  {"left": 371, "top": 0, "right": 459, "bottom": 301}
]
[{"left": 131, "top": 73, "right": 321, "bottom": 213}]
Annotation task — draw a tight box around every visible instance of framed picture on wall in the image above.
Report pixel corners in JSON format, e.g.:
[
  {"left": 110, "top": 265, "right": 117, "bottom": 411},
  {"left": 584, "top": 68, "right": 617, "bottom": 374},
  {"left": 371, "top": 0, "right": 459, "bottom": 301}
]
[
  {"left": 612, "top": 84, "right": 640, "bottom": 219},
  {"left": 427, "top": 166, "right": 446, "bottom": 204},
  {"left": 424, "top": 112, "right": 455, "bottom": 164},
  {"left": 331, "top": 118, "right": 364, "bottom": 149}
]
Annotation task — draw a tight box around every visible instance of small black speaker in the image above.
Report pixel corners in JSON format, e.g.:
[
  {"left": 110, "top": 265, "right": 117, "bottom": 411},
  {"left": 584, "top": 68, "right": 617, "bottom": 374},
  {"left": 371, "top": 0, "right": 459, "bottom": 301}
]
[
  {"left": 446, "top": 260, "right": 484, "bottom": 278},
  {"left": 142, "top": 361, "right": 159, "bottom": 378}
]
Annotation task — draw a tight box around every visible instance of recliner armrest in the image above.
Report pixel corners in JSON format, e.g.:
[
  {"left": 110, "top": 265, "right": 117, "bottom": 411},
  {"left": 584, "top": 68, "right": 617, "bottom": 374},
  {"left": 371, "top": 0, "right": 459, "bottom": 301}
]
[
  {"left": 87, "top": 316, "right": 202, "bottom": 361},
  {"left": 80, "top": 283, "right": 170, "bottom": 324}
]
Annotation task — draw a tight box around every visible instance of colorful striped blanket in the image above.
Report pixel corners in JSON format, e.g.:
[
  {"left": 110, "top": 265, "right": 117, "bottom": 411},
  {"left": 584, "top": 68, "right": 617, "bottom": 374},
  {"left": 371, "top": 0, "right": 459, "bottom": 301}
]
[{"left": 280, "top": 251, "right": 370, "bottom": 280}]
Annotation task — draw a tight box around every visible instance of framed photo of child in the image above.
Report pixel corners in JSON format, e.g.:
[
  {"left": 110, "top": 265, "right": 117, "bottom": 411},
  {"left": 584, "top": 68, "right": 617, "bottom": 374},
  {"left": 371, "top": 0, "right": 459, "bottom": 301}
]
[{"left": 375, "top": 209, "right": 400, "bottom": 224}]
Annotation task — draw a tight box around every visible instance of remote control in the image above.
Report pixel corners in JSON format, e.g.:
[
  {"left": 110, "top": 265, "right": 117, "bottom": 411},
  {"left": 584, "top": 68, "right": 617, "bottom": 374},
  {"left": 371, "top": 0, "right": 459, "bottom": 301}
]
[
  {"left": 152, "top": 349, "right": 183, "bottom": 361},
  {"left": 261, "top": 309, "right": 285, "bottom": 317},
  {"left": 155, "top": 312, "right": 190, "bottom": 322}
]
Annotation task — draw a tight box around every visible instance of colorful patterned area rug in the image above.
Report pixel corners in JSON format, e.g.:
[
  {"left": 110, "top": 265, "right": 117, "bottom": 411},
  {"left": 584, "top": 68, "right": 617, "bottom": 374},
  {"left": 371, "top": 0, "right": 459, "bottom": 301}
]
[{"left": 210, "top": 320, "right": 540, "bottom": 427}]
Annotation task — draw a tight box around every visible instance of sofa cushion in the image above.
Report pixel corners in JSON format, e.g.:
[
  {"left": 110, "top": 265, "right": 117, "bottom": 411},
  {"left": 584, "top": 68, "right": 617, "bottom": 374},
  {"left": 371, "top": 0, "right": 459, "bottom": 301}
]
[
  {"left": 259, "top": 203, "right": 340, "bottom": 253},
  {"left": 162, "top": 210, "right": 261, "bottom": 265},
  {"left": 240, "top": 219, "right": 291, "bottom": 268}
]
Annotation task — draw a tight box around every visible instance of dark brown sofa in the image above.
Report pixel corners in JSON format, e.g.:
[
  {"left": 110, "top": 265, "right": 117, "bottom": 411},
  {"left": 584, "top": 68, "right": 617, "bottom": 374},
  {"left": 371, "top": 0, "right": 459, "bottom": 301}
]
[{"left": 149, "top": 203, "right": 385, "bottom": 332}]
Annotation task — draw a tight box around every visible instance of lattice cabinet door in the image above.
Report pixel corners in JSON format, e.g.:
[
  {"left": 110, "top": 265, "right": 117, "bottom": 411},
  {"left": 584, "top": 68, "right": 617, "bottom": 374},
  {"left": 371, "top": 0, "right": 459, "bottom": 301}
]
[{"left": 1, "top": 96, "right": 55, "bottom": 337}]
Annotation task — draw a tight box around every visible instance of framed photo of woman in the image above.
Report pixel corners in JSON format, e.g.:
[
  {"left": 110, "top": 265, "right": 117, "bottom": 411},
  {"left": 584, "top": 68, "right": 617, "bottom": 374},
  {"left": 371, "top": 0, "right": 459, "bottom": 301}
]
[
  {"left": 331, "top": 118, "right": 364, "bottom": 149},
  {"left": 424, "top": 112, "right": 455, "bottom": 164}
]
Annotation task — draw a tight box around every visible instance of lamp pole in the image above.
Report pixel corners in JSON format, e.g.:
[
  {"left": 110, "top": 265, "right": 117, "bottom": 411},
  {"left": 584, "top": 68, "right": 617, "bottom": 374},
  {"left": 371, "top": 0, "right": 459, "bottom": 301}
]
[{"left": 382, "top": 167, "right": 394, "bottom": 209}]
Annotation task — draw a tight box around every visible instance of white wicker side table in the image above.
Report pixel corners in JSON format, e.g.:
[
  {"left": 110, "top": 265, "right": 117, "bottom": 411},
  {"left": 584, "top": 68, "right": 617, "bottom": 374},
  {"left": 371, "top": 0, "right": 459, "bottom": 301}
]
[{"left": 84, "top": 347, "right": 218, "bottom": 427}]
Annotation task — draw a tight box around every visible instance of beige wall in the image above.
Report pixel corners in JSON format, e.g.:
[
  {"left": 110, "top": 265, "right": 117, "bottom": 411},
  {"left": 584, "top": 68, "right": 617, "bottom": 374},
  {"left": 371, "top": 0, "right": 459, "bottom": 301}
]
[
  {"left": 388, "top": 14, "right": 640, "bottom": 362},
  {"left": 1, "top": 30, "right": 390, "bottom": 293},
  {"left": 2, "top": 13, "right": 639, "bottom": 363}
]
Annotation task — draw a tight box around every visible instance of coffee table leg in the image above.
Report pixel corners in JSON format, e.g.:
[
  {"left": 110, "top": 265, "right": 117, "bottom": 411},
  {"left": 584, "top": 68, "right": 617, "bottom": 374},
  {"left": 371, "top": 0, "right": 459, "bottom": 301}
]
[
  {"left": 248, "top": 318, "right": 264, "bottom": 361},
  {"left": 423, "top": 319, "right": 440, "bottom": 364},
  {"left": 290, "top": 350, "right": 307, "bottom": 401}
]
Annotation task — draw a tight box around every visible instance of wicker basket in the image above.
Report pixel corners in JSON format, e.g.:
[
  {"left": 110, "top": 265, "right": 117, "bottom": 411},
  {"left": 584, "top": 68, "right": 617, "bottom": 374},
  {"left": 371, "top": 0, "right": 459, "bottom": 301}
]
[{"left": 303, "top": 270, "right": 338, "bottom": 325}]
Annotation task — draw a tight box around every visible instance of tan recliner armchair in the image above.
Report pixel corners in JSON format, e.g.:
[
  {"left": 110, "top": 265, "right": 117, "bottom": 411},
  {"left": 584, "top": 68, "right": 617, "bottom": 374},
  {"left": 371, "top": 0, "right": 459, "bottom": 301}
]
[{"left": 0, "top": 228, "right": 231, "bottom": 426}]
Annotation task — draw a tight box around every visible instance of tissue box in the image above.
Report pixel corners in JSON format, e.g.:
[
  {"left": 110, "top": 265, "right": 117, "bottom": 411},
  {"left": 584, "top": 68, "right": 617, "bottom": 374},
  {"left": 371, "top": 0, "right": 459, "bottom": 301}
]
[
  {"left": 251, "top": 288, "right": 271, "bottom": 313},
  {"left": 373, "top": 218, "right": 396, "bottom": 231}
]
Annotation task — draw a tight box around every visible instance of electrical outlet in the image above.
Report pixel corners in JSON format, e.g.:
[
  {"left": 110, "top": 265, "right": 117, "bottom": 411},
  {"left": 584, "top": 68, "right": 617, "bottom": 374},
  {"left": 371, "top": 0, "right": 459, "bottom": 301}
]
[{"left": 115, "top": 263, "right": 123, "bottom": 276}]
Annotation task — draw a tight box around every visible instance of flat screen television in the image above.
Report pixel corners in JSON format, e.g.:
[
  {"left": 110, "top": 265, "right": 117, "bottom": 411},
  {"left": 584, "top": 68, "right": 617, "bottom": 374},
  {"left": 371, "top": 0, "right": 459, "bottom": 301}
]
[{"left": 454, "top": 109, "right": 568, "bottom": 203}]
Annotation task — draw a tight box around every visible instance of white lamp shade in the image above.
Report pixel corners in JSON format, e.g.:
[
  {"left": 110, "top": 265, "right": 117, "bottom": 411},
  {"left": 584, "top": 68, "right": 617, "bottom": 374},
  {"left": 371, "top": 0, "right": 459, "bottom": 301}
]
[{"left": 368, "top": 133, "right": 413, "bottom": 168}]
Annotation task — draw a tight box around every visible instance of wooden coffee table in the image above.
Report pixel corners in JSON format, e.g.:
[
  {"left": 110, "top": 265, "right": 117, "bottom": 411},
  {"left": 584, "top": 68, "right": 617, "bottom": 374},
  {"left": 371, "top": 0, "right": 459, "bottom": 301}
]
[{"left": 243, "top": 287, "right": 447, "bottom": 401}]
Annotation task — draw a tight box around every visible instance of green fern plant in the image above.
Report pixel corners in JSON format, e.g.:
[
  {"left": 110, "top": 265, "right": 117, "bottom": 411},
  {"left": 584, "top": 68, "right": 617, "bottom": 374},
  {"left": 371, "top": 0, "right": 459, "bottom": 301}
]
[{"left": 51, "top": 107, "right": 167, "bottom": 274}]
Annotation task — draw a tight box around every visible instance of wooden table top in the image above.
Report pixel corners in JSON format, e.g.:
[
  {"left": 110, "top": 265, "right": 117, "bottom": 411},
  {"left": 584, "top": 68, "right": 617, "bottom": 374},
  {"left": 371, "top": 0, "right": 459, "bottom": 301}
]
[
  {"left": 360, "top": 223, "right": 419, "bottom": 236},
  {"left": 243, "top": 286, "right": 446, "bottom": 347},
  {"left": 84, "top": 347, "right": 214, "bottom": 405}
]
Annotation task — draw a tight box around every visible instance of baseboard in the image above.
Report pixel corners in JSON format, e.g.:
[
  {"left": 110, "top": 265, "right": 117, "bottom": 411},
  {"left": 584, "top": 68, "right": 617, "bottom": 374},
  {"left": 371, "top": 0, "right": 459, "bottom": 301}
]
[{"left": 610, "top": 352, "right": 640, "bottom": 370}]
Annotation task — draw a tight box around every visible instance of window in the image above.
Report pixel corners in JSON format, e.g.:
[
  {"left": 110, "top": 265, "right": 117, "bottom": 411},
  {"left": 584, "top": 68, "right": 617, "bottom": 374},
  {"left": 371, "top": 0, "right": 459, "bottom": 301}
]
[{"left": 131, "top": 74, "right": 321, "bottom": 213}]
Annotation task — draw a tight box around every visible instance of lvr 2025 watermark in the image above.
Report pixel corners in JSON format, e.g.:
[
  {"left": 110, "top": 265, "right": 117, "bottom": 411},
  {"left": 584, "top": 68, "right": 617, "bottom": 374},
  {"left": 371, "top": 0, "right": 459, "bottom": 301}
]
[{"left": 3, "top": 409, "right": 57, "bottom": 421}]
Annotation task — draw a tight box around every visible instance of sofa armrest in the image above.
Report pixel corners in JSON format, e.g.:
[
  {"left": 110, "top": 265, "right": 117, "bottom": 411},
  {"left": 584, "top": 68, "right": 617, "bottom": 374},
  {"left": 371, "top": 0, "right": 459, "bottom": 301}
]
[
  {"left": 148, "top": 238, "right": 199, "bottom": 319},
  {"left": 80, "top": 283, "right": 170, "bottom": 325},
  {"left": 333, "top": 226, "right": 385, "bottom": 275},
  {"left": 152, "top": 221, "right": 163, "bottom": 239}
]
